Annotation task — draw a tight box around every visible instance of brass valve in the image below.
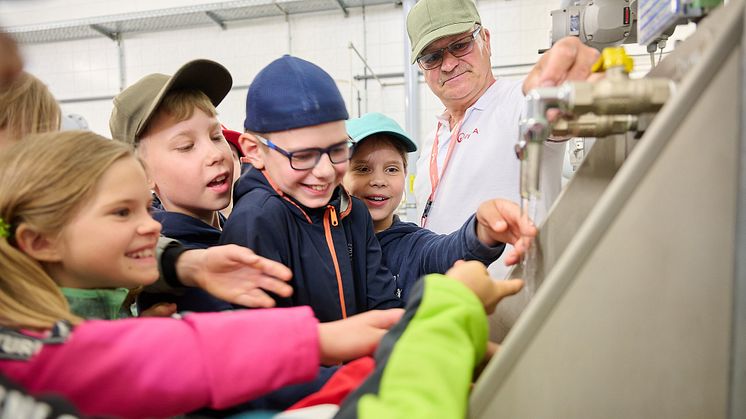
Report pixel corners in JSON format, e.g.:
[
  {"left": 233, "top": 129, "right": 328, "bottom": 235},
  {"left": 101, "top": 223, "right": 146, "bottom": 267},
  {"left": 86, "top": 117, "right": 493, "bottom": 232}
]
[
  {"left": 551, "top": 114, "right": 638, "bottom": 137},
  {"left": 560, "top": 46, "right": 674, "bottom": 116}
]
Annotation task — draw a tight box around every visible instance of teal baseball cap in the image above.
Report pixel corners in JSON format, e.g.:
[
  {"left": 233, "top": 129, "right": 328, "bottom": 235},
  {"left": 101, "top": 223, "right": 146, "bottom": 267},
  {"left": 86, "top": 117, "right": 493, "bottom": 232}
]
[{"left": 346, "top": 113, "right": 418, "bottom": 152}]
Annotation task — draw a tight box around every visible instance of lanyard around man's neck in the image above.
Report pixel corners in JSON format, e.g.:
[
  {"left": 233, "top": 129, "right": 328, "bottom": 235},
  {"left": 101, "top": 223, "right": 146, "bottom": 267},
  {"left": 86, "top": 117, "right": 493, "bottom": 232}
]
[{"left": 420, "top": 118, "right": 464, "bottom": 228}]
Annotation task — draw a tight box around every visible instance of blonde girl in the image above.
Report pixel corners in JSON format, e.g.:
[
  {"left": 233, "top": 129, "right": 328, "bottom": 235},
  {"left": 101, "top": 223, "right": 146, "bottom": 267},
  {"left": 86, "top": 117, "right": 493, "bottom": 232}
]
[{"left": 0, "top": 130, "right": 154, "bottom": 328}]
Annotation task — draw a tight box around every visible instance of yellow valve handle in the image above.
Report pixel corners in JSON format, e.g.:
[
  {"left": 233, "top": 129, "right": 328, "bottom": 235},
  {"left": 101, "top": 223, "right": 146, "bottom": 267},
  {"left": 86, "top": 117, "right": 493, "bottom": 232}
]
[{"left": 591, "top": 47, "right": 634, "bottom": 73}]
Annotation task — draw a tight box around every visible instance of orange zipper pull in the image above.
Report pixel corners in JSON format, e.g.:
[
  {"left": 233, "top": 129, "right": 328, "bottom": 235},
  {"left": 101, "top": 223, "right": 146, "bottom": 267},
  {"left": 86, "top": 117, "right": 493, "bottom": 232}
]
[{"left": 327, "top": 205, "right": 338, "bottom": 226}]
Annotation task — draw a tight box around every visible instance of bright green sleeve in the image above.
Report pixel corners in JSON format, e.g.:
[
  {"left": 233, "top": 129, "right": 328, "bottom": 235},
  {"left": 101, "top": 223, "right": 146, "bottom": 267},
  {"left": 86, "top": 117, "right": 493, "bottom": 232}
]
[{"left": 335, "top": 273, "right": 488, "bottom": 419}]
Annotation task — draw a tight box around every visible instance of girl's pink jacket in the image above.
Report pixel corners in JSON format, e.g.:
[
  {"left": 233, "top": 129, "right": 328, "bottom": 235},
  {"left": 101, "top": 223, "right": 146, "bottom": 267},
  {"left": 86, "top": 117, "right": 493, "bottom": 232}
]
[{"left": 0, "top": 307, "right": 320, "bottom": 418}]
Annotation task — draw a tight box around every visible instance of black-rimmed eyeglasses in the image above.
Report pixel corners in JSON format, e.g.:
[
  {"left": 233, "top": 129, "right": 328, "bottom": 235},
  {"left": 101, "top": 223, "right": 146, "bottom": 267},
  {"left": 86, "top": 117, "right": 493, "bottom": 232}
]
[
  {"left": 256, "top": 135, "right": 354, "bottom": 170},
  {"left": 416, "top": 25, "right": 482, "bottom": 70}
]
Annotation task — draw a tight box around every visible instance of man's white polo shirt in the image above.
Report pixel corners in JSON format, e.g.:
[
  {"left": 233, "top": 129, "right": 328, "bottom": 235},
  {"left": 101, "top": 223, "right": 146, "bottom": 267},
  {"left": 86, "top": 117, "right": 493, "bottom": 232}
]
[{"left": 414, "top": 78, "right": 565, "bottom": 278}]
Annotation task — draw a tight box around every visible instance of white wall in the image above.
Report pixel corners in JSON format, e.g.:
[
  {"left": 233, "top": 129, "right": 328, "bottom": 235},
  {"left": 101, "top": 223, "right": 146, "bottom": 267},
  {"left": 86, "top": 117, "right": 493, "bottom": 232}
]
[{"left": 1, "top": 0, "right": 693, "bottom": 142}]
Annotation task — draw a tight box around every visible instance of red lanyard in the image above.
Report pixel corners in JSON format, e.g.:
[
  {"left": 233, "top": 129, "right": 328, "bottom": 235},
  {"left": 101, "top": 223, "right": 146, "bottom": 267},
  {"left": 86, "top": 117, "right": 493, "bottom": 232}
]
[{"left": 421, "top": 119, "right": 463, "bottom": 227}]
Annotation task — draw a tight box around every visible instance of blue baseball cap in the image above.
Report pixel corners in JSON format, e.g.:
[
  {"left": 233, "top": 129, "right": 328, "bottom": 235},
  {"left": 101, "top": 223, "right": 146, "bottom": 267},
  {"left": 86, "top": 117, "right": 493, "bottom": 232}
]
[
  {"left": 244, "top": 55, "right": 349, "bottom": 133},
  {"left": 346, "top": 112, "right": 418, "bottom": 152}
]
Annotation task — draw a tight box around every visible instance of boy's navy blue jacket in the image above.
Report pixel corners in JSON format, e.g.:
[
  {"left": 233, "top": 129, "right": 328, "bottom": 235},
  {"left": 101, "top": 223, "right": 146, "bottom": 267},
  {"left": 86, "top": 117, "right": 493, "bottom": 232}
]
[
  {"left": 138, "top": 210, "right": 232, "bottom": 313},
  {"left": 376, "top": 215, "right": 505, "bottom": 302},
  {"left": 148, "top": 198, "right": 336, "bottom": 413},
  {"left": 220, "top": 166, "right": 403, "bottom": 322}
]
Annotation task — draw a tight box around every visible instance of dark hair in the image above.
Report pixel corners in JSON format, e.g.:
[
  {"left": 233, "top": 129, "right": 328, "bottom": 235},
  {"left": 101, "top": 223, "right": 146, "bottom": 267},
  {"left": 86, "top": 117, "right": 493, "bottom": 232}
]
[{"left": 354, "top": 134, "right": 409, "bottom": 170}]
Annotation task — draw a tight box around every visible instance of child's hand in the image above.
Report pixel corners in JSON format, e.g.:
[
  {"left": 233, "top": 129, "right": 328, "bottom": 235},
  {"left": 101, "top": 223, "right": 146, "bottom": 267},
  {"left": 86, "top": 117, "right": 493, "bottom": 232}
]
[
  {"left": 446, "top": 260, "right": 524, "bottom": 314},
  {"left": 176, "top": 245, "right": 293, "bottom": 308},
  {"left": 140, "top": 302, "right": 177, "bottom": 317},
  {"left": 318, "top": 309, "right": 404, "bottom": 365},
  {"left": 475, "top": 199, "right": 537, "bottom": 266}
]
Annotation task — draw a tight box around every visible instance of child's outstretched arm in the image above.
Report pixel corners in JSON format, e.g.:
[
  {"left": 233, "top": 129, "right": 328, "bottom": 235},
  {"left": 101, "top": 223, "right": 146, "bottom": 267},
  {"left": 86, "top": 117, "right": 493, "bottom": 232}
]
[
  {"left": 174, "top": 244, "right": 293, "bottom": 308},
  {"left": 1, "top": 308, "right": 402, "bottom": 418},
  {"left": 148, "top": 238, "right": 294, "bottom": 309},
  {"left": 319, "top": 309, "right": 404, "bottom": 365},
  {"left": 335, "top": 261, "right": 522, "bottom": 419},
  {"left": 1, "top": 309, "right": 319, "bottom": 418},
  {"left": 475, "top": 199, "right": 538, "bottom": 266},
  {"left": 378, "top": 213, "right": 504, "bottom": 302}
]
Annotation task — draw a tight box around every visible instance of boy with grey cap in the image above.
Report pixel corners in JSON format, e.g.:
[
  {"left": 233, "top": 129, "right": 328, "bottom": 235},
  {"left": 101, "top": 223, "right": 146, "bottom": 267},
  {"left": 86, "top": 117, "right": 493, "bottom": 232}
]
[
  {"left": 406, "top": 0, "right": 597, "bottom": 279},
  {"left": 110, "top": 60, "right": 270, "bottom": 314}
]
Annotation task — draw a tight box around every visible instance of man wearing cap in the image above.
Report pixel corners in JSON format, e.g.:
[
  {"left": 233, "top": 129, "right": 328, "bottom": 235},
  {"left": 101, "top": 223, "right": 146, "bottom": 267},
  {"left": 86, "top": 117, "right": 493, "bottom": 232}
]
[{"left": 407, "top": 0, "right": 598, "bottom": 278}]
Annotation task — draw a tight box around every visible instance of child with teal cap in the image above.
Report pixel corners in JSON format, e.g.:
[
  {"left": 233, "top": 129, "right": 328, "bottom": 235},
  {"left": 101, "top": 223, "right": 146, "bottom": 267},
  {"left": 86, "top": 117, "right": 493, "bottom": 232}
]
[{"left": 343, "top": 112, "right": 535, "bottom": 301}]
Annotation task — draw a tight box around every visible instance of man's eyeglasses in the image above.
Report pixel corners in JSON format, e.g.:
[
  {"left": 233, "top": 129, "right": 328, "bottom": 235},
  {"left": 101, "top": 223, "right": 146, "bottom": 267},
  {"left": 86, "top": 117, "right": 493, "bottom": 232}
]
[
  {"left": 416, "top": 25, "right": 482, "bottom": 70},
  {"left": 256, "top": 135, "right": 354, "bottom": 170}
]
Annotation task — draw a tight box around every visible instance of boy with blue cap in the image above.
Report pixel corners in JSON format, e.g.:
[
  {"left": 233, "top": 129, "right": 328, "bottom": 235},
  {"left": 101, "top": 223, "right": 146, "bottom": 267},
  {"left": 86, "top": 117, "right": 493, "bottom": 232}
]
[
  {"left": 343, "top": 112, "right": 536, "bottom": 301},
  {"left": 221, "top": 55, "right": 402, "bottom": 322}
]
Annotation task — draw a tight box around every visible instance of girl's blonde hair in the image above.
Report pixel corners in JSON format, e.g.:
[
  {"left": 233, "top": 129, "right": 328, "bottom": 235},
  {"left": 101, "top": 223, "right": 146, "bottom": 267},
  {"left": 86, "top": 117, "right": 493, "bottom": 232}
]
[
  {"left": 0, "top": 130, "right": 133, "bottom": 330},
  {"left": 0, "top": 72, "right": 61, "bottom": 141}
]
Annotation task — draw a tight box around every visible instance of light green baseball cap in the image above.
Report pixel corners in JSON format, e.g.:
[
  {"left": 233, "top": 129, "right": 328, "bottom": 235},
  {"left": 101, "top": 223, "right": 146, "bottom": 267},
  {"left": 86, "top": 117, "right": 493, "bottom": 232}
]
[
  {"left": 406, "top": 0, "right": 481, "bottom": 63},
  {"left": 346, "top": 112, "right": 418, "bottom": 153}
]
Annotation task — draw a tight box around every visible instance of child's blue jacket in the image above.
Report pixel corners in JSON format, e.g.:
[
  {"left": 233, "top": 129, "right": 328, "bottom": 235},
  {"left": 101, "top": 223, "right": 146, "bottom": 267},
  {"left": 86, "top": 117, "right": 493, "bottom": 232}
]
[
  {"left": 220, "top": 166, "right": 403, "bottom": 322},
  {"left": 145, "top": 207, "right": 337, "bottom": 413},
  {"left": 376, "top": 215, "right": 505, "bottom": 302}
]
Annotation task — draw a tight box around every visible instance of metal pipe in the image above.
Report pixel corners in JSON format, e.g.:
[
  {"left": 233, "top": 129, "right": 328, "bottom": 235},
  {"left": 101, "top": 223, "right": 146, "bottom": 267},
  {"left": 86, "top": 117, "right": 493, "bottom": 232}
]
[
  {"left": 348, "top": 42, "right": 387, "bottom": 87},
  {"left": 204, "top": 11, "right": 227, "bottom": 30},
  {"left": 89, "top": 24, "right": 117, "bottom": 41},
  {"left": 353, "top": 71, "right": 415, "bottom": 81},
  {"left": 58, "top": 95, "right": 116, "bottom": 104},
  {"left": 563, "top": 71, "right": 674, "bottom": 115},
  {"left": 517, "top": 87, "right": 564, "bottom": 198},
  {"left": 116, "top": 33, "right": 126, "bottom": 92},
  {"left": 58, "top": 81, "right": 253, "bottom": 104},
  {"left": 362, "top": 4, "right": 368, "bottom": 112},
  {"left": 333, "top": 0, "right": 350, "bottom": 17},
  {"left": 402, "top": 0, "right": 420, "bottom": 222},
  {"left": 550, "top": 114, "right": 639, "bottom": 137},
  {"left": 271, "top": 1, "right": 291, "bottom": 54}
]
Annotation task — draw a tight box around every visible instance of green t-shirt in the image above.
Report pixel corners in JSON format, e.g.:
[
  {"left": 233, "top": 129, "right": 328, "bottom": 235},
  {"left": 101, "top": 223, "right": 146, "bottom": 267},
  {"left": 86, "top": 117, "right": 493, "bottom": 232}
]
[{"left": 61, "top": 287, "right": 137, "bottom": 320}]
